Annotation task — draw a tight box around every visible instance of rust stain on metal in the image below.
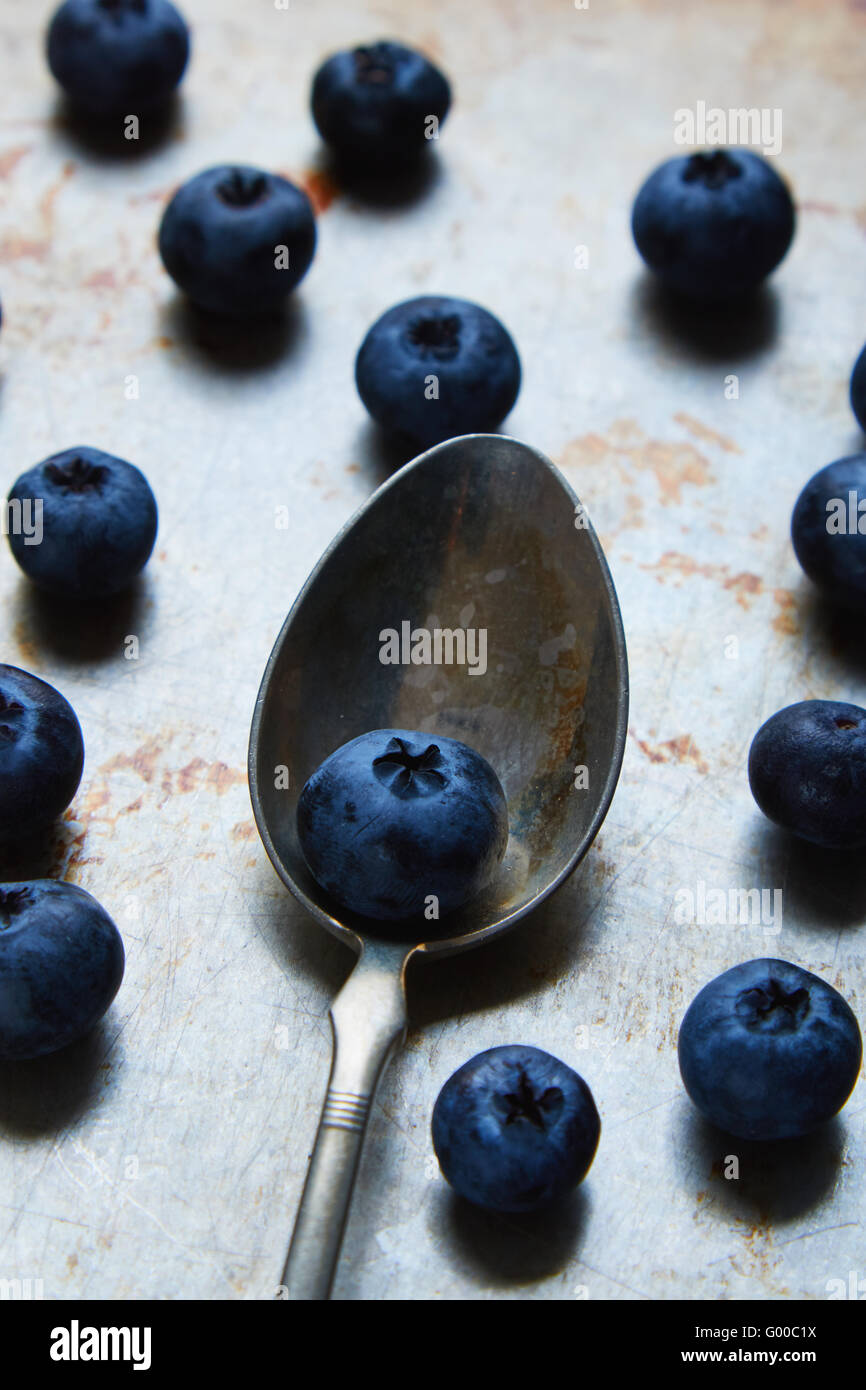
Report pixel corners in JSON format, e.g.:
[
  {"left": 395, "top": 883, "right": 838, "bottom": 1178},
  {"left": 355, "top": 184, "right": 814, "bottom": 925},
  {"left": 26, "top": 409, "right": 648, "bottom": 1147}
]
[
  {"left": 672, "top": 412, "right": 742, "bottom": 455},
  {"left": 629, "top": 729, "right": 709, "bottom": 775},
  {"left": 99, "top": 736, "right": 171, "bottom": 784},
  {"left": 772, "top": 588, "right": 800, "bottom": 635},
  {"left": 0, "top": 144, "right": 32, "bottom": 178},
  {"left": 298, "top": 167, "right": 339, "bottom": 214},
  {"left": 640, "top": 552, "right": 764, "bottom": 608},
  {"left": 559, "top": 420, "right": 714, "bottom": 506}
]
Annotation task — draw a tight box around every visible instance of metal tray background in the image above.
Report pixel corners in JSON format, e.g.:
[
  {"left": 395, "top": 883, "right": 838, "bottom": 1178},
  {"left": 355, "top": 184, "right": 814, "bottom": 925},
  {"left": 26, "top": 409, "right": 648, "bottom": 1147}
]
[{"left": 0, "top": 0, "right": 864, "bottom": 1300}]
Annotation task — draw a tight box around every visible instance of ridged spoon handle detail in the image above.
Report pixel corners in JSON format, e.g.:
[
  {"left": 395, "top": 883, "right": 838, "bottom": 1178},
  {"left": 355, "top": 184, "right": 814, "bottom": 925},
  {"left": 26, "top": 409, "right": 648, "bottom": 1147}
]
[{"left": 281, "top": 939, "right": 410, "bottom": 1300}]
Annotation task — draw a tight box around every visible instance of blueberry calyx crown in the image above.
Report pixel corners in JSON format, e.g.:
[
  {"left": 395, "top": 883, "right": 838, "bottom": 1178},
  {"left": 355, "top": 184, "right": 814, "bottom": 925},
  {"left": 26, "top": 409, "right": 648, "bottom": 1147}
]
[
  {"left": 835, "top": 716, "right": 858, "bottom": 730},
  {"left": 97, "top": 0, "right": 148, "bottom": 16},
  {"left": 45, "top": 455, "right": 107, "bottom": 494},
  {"left": 682, "top": 150, "right": 742, "bottom": 190},
  {"left": 494, "top": 1071, "right": 563, "bottom": 1131},
  {"left": 0, "top": 886, "right": 31, "bottom": 929},
  {"left": 352, "top": 45, "right": 397, "bottom": 86},
  {"left": 372, "top": 737, "right": 447, "bottom": 798},
  {"left": 216, "top": 170, "right": 270, "bottom": 209},
  {"left": 407, "top": 313, "right": 461, "bottom": 360},
  {"left": 0, "top": 691, "right": 24, "bottom": 745},
  {"left": 734, "top": 978, "right": 810, "bottom": 1031}
]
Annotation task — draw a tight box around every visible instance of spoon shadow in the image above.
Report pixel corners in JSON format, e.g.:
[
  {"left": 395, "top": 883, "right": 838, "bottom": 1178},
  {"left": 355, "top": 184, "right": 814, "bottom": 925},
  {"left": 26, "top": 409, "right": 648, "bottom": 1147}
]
[{"left": 409, "top": 863, "right": 599, "bottom": 1027}]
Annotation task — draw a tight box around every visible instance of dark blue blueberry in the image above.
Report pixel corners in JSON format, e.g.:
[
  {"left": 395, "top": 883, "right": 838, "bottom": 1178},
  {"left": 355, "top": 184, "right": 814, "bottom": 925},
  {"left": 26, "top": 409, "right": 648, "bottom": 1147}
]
[
  {"left": 355, "top": 295, "right": 521, "bottom": 447},
  {"left": 7, "top": 446, "right": 157, "bottom": 599},
  {"left": 432, "top": 1045, "right": 600, "bottom": 1213},
  {"left": 158, "top": 165, "right": 316, "bottom": 317},
  {"left": 678, "top": 959, "right": 862, "bottom": 1141},
  {"left": 297, "top": 730, "right": 508, "bottom": 921},
  {"left": 791, "top": 455, "right": 866, "bottom": 612},
  {"left": 850, "top": 343, "right": 866, "bottom": 433},
  {"left": 632, "top": 149, "right": 795, "bottom": 301},
  {"left": 311, "top": 40, "right": 451, "bottom": 168},
  {"left": 46, "top": 0, "right": 190, "bottom": 117},
  {"left": 0, "top": 880, "right": 124, "bottom": 1060},
  {"left": 0, "top": 666, "right": 84, "bottom": 843},
  {"left": 748, "top": 700, "right": 866, "bottom": 849}
]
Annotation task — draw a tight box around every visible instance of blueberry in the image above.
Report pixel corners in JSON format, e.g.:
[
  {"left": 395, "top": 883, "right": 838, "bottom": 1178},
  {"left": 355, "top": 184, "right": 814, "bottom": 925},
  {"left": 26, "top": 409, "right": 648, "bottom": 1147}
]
[
  {"left": 0, "top": 666, "right": 84, "bottom": 843},
  {"left": 46, "top": 0, "right": 190, "bottom": 118},
  {"left": 7, "top": 446, "right": 157, "bottom": 599},
  {"left": 748, "top": 700, "right": 866, "bottom": 849},
  {"left": 791, "top": 455, "right": 866, "bottom": 612},
  {"left": 0, "top": 880, "right": 124, "bottom": 1061},
  {"left": 678, "top": 959, "right": 861, "bottom": 1141},
  {"left": 311, "top": 40, "right": 451, "bottom": 169},
  {"left": 355, "top": 296, "right": 521, "bottom": 448},
  {"left": 158, "top": 165, "right": 316, "bottom": 317},
  {"left": 850, "top": 343, "right": 866, "bottom": 433},
  {"left": 431, "top": 1045, "right": 600, "bottom": 1213},
  {"left": 631, "top": 149, "right": 795, "bottom": 301},
  {"left": 297, "top": 730, "right": 508, "bottom": 921}
]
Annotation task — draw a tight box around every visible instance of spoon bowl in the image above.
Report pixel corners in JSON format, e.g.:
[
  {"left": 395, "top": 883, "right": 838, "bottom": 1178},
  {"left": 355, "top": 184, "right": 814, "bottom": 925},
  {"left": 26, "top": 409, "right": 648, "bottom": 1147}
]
[{"left": 249, "top": 433, "right": 628, "bottom": 1296}]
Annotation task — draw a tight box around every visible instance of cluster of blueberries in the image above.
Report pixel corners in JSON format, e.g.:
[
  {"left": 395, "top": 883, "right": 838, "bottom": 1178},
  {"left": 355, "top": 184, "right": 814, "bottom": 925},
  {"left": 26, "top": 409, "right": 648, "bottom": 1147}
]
[{"left": 0, "top": 0, "right": 864, "bottom": 1221}]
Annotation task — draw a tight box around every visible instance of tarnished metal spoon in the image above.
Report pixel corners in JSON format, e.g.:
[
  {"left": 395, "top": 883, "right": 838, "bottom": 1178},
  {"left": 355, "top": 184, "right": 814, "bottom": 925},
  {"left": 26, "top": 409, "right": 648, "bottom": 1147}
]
[{"left": 248, "top": 433, "right": 628, "bottom": 1299}]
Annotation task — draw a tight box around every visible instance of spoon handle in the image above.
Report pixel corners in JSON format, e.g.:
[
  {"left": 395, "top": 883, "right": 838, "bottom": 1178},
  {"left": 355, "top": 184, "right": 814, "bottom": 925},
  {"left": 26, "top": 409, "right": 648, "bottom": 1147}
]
[{"left": 281, "top": 939, "right": 409, "bottom": 1300}]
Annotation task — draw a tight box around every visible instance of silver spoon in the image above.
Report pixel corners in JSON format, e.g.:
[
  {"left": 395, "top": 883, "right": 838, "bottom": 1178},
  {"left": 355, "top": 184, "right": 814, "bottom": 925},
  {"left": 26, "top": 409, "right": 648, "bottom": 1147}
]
[{"left": 248, "top": 433, "right": 628, "bottom": 1300}]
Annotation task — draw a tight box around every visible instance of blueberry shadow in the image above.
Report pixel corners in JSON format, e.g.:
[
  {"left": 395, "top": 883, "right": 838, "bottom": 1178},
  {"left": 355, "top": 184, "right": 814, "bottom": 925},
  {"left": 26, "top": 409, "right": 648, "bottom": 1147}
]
[
  {"left": 0, "top": 1020, "right": 122, "bottom": 1138},
  {"left": 749, "top": 820, "right": 866, "bottom": 930},
  {"left": 159, "top": 294, "right": 310, "bottom": 374},
  {"left": 51, "top": 94, "right": 185, "bottom": 162},
  {"left": 0, "top": 817, "right": 80, "bottom": 883},
  {"left": 677, "top": 1101, "right": 844, "bottom": 1225},
  {"left": 11, "top": 574, "right": 152, "bottom": 666},
  {"left": 353, "top": 420, "right": 417, "bottom": 487},
  {"left": 631, "top": 274, "right": 780, "bottom": 362},
  {"left": 797, "top": 584, "right": 866, "bottom": 681},
  {"left": 321, "top": 146, "right": 442, "bottom": 211},
  {"left": 428, "top": 1184, "right": 589, "bottom": 1287},
  {"left": 353, "top": 420, "right": 512, "bottom": 489}
]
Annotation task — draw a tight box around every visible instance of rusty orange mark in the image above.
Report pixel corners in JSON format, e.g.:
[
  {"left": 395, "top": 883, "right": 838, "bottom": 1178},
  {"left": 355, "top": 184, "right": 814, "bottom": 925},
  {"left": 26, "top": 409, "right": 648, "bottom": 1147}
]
[
  {"left": 772, "top": 588, "right": 800, "bottom": 636},
  {"left": 298, "top": 167, "right": 339, "bottom": 214},
  {"left": 640, "top": 552, "right": 764, "bottom": 608},
  {"left": 673, "top": 412, "right": 741, "bottom": 455},
  {"left": 0, "top": 144, "right": 32, "bottom": 179},
  {"left": 13, "top": 621, "right": 41, "bottom": 666},
  {"left": 175, "top": 758, "right": 245, "bottom": 795},
  {"left": 629, "top": 728, "right": 709, "bottom": 774},
  {"left": 177, "top": 756, "right": 209, "bottom": 792},
  {"left": 0, "top": 236, "right": 50, "bottom": 262},
  {"left": 559, "top": 419, "right": 713, "bottom": 506},
  {"left": 231, "top": 822, "right": 256, "bottom": 842},
  {"left": 83, "top": 268, "right": 117, "bottom": 290},
  {"left": 99, "top": 735, "right": 171, "bottom": 784},
  {"left": 157, "top": 335, "right": 173, "bottom": 349}
]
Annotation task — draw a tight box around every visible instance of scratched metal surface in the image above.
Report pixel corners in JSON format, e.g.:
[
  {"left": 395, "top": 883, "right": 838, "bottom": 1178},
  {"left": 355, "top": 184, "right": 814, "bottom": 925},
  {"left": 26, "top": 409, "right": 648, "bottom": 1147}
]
[{"left": 0, "top": 0, "right": 864, "bottom": 1301}]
